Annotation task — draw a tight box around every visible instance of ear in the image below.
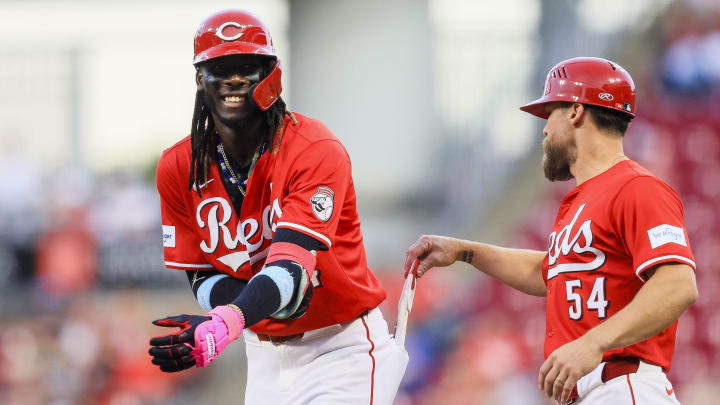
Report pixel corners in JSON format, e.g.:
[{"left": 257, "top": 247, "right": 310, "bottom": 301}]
[
  {"left": 568, "top": 103, "right": 585, "bottom": 127},
  {"left": 195, "top": 69, "right": 204, "bottom": 91}
]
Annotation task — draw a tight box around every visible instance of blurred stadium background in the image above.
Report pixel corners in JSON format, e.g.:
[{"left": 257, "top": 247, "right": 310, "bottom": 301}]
[{"left": 1, "top": 0, "right": 719, "bottom": 404}]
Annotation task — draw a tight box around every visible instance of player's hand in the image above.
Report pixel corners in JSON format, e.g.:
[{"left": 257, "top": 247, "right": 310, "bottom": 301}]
[
  {"left": 149, "top": 314, "right": 209, "bottom": 372},
  {"left": 149, "top": 305, "right": 245, "bottom": 372},
  {"left": 404, "top": 235, "right": 461, "bottom": 278},
  {"left": 537, "top": 335, "right": 604, "bottom": 403}
]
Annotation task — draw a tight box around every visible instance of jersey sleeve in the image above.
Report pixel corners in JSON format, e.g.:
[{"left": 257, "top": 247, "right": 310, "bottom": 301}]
[
  {"left": 275, "top": 139, "right": 351, "bottom": 249},
  {"left": 611, "top": 176, "right": 696, "bottom": 281},
  {"left": 157, "top": 152, "right": 213, "bottom": 271}
]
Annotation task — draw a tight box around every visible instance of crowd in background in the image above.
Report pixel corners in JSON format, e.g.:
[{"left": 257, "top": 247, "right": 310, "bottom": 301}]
[
  {"left": 0, "top": 166, "right": 178, "bottom": 292},
  {"left": 0, "top": 166, "right": 185, "bottom": 404},
  {"left": 1, "top": 2, "right": 720, "bottom": 404},
  {"left": 661, "top": 1, "right": 720, "bottom": 95}
]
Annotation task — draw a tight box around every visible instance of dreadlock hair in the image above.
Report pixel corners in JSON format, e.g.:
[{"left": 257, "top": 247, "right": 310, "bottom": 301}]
[{"left": 188, "top": 91, "right": 288, "bottom": 197}]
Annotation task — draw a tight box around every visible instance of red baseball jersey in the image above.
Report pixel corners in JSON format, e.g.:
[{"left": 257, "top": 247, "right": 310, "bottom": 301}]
[
  {"left": 157, "top": 112, "right": 386, "bottom": 335},
  {"left": 542, "top": 160, "right": 695, "bottom": 371}
]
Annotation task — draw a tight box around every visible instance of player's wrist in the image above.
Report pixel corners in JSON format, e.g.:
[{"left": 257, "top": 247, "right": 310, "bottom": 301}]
[
  {"left": 452, "top": 238, "right": 473, "bottom": 264},
  {"left": 226, "top": 303, "right": 246, "bottom": 326},
  {"left": 208, "top": 305, "right": 245, "bottom": 341},
  {"left": 582, "top": 327, "right": 611, "bottom": 353}
]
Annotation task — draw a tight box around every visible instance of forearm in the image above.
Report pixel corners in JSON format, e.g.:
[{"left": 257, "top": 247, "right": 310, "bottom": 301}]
[
  {"left": 187, "top": 270, "right": 248, "bottom": 310},
  {"left": 230, "top": 265, "right": 287, "bottom": 327},
  {"left": 583, "top": 264, "right": 697, "bottom": 352},
  {"left": 188, "top": 263, "right": 300, "bottom": 328},
  {"left": 457, "top": 240, "right": 547, "bottom": 296}
]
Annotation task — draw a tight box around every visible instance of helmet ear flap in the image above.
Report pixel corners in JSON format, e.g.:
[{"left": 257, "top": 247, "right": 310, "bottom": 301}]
[{"left": 252, "top": 62, "right": 282, "bottom": 111}]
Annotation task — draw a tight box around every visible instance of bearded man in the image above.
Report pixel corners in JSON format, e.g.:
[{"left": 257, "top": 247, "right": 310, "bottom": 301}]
[{"left": 404, "top": 57, "right": 697, "bottom": 405}]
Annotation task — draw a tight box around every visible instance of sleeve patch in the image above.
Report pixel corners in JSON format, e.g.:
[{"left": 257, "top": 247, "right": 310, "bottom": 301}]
[
  {"left": 162, "top": 225, "right": 176, "bottom": 247},
  {"left": 647, "top": 224, "right": 687, "bottom": 249},
  {"left": 310, "top": 186, "right": 334, "bottom": 222}
]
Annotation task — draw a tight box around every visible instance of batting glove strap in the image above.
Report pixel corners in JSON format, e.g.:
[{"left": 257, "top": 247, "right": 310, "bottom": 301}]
[{"left": 209, "top": 305, "right": 245, "bottom": 340}]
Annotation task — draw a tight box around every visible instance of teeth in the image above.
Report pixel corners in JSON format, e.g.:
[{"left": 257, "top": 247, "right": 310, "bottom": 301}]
[{"left": 224, "top": 96, "right": 242, "bottom": 103}]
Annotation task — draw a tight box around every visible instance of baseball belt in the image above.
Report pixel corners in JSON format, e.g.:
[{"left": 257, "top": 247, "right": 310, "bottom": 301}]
[
  {"left": 255, "top": 309, "right": 370, "bottom": 345},
  {"left": 256, "top": 332, "right": 303, "bottom": 344},
  {"left": 562, "top": 357, "right": 640, "bottom": 404},
  {"left": 256, "top": 269, "right": 418, "bottom": 347}
]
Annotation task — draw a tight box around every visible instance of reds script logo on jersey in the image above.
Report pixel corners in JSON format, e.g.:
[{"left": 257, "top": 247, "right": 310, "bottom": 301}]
[
  {"left": 195, "top": 193, "right": 282, "bottom": 272},
  {"left": 546, "top": 203, "right": 606, "bottom": 280}
]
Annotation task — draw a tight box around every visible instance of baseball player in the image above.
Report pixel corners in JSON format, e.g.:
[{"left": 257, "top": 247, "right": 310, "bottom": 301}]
[
  {"left": 404, "top": 57, "right": 698, "bottom": 404},
  {"left": 148, "top": 9, "right": 408, "bottom": 404}
]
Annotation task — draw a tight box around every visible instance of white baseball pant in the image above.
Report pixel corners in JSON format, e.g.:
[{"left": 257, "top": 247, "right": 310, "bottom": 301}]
[
  {"left": 570, "top": 360, "right": 681, "bottom": 405},
  {"left": 243, "top": 307, "right": 409, "bottom": 405}
]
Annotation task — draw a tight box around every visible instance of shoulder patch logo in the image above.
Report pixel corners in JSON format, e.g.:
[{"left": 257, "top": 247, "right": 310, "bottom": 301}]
[
  {"left": 647, "top": 224, "right": 687, "bottom": 249},
  {"left": 310, "top": 186, "right": 334, "bottom": 222}
]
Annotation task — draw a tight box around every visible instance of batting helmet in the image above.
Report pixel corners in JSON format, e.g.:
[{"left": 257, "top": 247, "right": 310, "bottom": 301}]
[
  {"left": 520, "top": 57, "right": 636, "bottom": 119},
  {"left": 193, "top": 9, "right": 282, "bottom": 111}
]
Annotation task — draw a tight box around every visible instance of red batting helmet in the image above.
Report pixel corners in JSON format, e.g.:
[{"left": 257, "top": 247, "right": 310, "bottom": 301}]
[
  {"left": 193, "top": 9, "right": 282, "bottom": 111},
  {"left": 520, "top": 57, "right": 636, "bottom": 119}
]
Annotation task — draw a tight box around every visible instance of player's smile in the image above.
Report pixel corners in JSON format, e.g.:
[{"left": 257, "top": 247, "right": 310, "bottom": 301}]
[
  {"left": 220, "top": 93, "right": 248, "bottom": 108},
  {"left": 216, "top": 91, "right": 250, "bottom": 113}
]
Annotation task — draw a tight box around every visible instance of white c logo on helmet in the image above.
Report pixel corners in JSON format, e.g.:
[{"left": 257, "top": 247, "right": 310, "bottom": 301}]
[
  {"left": 598, "top": 92, "right": 614, "bottom": 101},
  {"left": 216, "top": 22, "right": 248, "bottom": 41}
]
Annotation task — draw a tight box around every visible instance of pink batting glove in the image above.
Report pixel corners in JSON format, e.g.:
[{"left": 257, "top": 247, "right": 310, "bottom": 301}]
[{"left": 189, "top": 305, "right": 245, "bottom": 368}]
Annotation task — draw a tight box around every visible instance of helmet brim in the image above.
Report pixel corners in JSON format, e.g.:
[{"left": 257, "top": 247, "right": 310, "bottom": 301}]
[
  {"left": 519, "top": 99, "right": 550, "bottom": 119},
  {"left": 519, "top": 98, "right": 636, "bottom": 120},
  {"left": 193, "top": 42, "right": 276, "bottom": 65}
]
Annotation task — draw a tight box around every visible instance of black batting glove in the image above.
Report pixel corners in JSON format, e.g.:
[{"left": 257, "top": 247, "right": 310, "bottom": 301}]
[{"left": 148, "top": 314, "right": 211, "bottom": 372}]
